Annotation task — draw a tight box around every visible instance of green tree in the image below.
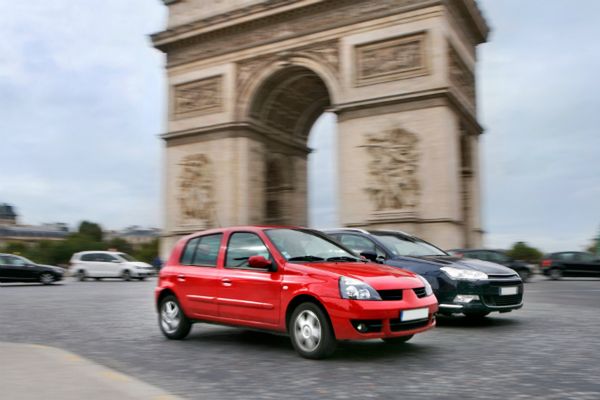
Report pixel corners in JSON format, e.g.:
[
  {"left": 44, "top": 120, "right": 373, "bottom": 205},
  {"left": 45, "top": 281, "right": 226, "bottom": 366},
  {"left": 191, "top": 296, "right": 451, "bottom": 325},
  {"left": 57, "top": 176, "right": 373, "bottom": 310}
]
[
  {"left": 132, "top": 238, "right": 159, "bottom": 263},
  {"left": 506, "top": 241, "right": 543, "bottom": 263},
  {"left": 106, "top": 237, "right": 134, "bottom": 254},
  {"left": 77, "top": 221, "right": 103, "bottom": 242}
]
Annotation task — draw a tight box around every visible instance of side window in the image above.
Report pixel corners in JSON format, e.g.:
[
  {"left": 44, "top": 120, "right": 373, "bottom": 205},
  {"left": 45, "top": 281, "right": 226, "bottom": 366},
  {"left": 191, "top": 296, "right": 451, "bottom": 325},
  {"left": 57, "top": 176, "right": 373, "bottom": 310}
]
[
  {"left": 5, "top": 256, "right": 26, "bottom": 266},
  {"left": 0, "top": 255, "right": 6, "bottom": 265},
  {"left": 191, "top": 234, "right": 222, "bottom": 267},
  {"left": 81, "top": 253, "right": 94, "bottom": 262},
  {"left": 225, "top": 232, "right": 271, "bottom": 269},
  {"left": 488, "top": 252, "right": 509, "bottom": 264},
  {"left": 181, "top": 238, "right": 200, "bottom": 265},
  {"left": 102, "top": 254, "right": 117, "bottom": 262},
  {"left": 559, "top": 253, "right": 575, "bottom": 261},
  {"left": 576, "top": 253, "right": 594, "bottom": 262}
]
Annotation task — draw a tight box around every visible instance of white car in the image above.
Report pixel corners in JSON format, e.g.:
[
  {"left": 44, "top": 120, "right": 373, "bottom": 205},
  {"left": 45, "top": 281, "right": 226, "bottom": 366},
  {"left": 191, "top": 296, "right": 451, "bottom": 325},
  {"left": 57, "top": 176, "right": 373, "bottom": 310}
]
[{"left": 70, "top": 251, "right": 155, "bottom": 281}]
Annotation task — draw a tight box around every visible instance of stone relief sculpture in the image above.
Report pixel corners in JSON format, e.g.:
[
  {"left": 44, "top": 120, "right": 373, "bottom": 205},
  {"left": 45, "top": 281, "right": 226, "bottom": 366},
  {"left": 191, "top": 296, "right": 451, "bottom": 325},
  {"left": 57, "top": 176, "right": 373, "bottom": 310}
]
[
  {"left": 178, "top": 154, "right": 216, "bottom": 226},
  {"left": 355, "top": 32, "right": 427, "bottom": 86},
  {"left": 173, "top": 75, "right": 223, "bottom": 118},
  {"left": 448, "top": 45, "right": 475, "bottom": 104},
  {"left": 361, "top": 128, "right": 420, "bottom": 210}
]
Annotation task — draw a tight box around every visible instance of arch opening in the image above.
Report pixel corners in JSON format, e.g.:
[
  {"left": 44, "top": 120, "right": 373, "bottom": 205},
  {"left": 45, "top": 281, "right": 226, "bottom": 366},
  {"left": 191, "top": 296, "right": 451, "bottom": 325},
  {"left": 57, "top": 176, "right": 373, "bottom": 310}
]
[{"left": 248, "top": 66, "right": 335, "bottom": 226}]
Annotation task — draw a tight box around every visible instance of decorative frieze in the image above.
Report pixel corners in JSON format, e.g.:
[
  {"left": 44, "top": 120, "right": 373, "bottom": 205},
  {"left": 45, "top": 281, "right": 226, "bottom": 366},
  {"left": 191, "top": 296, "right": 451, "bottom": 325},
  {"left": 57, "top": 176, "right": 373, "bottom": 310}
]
[
  {"left": 177, "top": 154, "right": 216, "bottom": 226},
  {"left": 448, "top": 45, "right": 475, "bottom": 104},
  {"left": 173, "top": 75, "right": 223, "bottom": 119},
  {"left": 361, "top": 127, "right": 420, "bottom": 210},
  {"left": 355, "top": 32, "right": 427, "bottom": 86}
]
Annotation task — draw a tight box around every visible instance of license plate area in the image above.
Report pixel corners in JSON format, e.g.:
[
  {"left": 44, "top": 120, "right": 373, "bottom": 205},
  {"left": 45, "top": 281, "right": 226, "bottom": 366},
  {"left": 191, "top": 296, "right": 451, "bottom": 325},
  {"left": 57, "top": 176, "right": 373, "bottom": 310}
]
[
  {"left": 401, "top": 307, "right": 429, "bottom": 322},
  {"left": 499, "top": 286, "right": 518, "bottom": 296}
]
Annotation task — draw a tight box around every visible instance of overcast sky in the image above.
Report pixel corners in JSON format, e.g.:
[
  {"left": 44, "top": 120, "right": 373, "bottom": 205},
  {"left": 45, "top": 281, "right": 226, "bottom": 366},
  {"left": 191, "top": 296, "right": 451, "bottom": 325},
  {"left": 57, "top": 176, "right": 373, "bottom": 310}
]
[{"left": 1, "top": 1, "right": 598, "bottom": 252}]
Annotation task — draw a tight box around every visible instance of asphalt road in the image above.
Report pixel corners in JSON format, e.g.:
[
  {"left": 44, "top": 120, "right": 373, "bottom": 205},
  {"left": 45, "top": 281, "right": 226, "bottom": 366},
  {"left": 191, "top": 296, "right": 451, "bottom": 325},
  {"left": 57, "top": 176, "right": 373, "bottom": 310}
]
[{"left": 1, "top": 276, "right": 599, "bottom": 399}]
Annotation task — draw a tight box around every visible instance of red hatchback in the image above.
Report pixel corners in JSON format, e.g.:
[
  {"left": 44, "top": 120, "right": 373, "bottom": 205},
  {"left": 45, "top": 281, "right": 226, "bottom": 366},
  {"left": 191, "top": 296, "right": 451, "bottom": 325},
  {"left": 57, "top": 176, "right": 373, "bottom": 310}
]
[{"left": 156, "top": 226, "right": 438, "bottom": 359}]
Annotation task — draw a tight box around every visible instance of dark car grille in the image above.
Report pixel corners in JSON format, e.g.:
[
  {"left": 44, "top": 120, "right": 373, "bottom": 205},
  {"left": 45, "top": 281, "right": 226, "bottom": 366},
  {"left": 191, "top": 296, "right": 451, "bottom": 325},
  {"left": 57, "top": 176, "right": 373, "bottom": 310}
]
[
  {"left": 413, "top": 287, "right": 427, "bottom": 298},
  {"left": 377, "top": 290, "right": 403, "bottom": 301},
  {"left": 482, "top": 294, "right": 523, "bottom": 307},
  {"left": 389, "top": 318, "right": 430, "bottom": 332}
]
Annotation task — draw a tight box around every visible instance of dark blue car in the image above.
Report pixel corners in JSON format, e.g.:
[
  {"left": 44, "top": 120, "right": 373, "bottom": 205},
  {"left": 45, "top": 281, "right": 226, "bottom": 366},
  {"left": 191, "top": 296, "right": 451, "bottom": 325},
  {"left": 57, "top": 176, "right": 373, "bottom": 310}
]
[{"left": 325, "top": 229, "right": 523, "bottom": 319}]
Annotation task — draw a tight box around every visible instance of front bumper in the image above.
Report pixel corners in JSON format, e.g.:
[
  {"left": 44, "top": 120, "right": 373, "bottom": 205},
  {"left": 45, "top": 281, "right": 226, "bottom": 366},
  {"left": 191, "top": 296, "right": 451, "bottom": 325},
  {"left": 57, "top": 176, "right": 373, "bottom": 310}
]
[
  {"left": 132, "top": 270, "right": 155, "bottom": 278},
  {"left": 324, "top": 290, "right": 438, "bottom": 340},
  {"left": 436, "top": 276, "right": 523, "bottom": 315}
]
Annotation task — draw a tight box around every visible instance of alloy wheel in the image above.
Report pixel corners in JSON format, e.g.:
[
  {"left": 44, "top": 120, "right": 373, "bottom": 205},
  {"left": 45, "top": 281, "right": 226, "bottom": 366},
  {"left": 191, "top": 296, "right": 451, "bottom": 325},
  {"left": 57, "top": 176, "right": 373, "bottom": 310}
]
[
  {"left": 40, "top": 273, "right": 54, "bottom": 285},
  {"left": 294, "top": 309, "right": 322, "bottom": 353},
  {"left": 161, "top": 300, "right": 181, "bottom": 334}
]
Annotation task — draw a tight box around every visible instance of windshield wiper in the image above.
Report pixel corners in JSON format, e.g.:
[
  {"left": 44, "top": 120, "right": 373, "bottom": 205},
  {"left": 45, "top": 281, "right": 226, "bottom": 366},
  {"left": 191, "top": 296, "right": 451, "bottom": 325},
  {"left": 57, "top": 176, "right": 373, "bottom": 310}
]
[
  {"left": 288, "top": 256, "right": 325, "bottom": 262},
  {"left": 326, "top": 256, "right": 360, "bottom": 262}
]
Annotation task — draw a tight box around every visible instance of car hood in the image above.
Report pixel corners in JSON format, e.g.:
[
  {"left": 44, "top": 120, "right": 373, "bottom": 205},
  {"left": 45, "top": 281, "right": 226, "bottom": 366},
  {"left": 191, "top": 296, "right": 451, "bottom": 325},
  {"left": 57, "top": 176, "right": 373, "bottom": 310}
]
[
  {"left": 38, "top": 264, "right": 65, "bottom": 274},
  {"left": 286, "top": 261, "right": 424, "bottom": 290},
  {"left": 394, "top": 255, "right": 517, "bottom": 275},
  {"left": 128, "top": 261, "right": 153, "bottom": 269}
]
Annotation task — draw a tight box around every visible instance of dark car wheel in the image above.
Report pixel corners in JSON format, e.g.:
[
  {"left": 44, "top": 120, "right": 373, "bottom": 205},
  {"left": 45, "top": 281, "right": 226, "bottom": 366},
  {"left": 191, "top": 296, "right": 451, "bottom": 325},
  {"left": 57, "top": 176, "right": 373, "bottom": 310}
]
[
  {"left": 76, "top": 270, "right": 87, "bottom": 281},
  {"left": 464, "top": 311, "right": 490, "bottom": 319},
  {"left": 39, "top": 273, "right": 55, "bottom": 285},
  {"left": 121, "top": 270, "right": 132, "bottom": 281},
  {"left": 549, "top": 268, "right": 562, "bottom": 280},
  {"left": 518, "top": 269, "right": 531, "bottom": 282},
  {"left": 382, "top": 335, "right": 413, "bottom": 344},
  {"left": 138, "top": 277, "right": 146, "bottom": 281},
  {"left": 289, "top": 302, "right": 337, "bottom": 359},
  {"left": 159, "top": 295, "right": 191, "bottom": 340}
]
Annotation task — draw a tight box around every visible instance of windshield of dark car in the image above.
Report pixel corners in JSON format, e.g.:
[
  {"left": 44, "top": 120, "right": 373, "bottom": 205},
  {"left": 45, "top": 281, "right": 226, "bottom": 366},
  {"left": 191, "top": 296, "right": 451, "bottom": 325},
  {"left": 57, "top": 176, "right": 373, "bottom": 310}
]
[
  {"left": 265, "top": 229, "right": 358, "bottom": 262},
  {"left": 372, "top": 234, "right": 447, "bottom": 257}
]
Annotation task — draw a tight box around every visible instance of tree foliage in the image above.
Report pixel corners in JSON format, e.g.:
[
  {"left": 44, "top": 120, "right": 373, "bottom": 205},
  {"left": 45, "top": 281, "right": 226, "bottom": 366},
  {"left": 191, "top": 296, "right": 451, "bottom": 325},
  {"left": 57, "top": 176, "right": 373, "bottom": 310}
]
[
  {"left": 78, "top": 221, "right": 103, "bottom": 242},
  {"left": 506, "top": 241, "right": 543, "bottom": 263}
]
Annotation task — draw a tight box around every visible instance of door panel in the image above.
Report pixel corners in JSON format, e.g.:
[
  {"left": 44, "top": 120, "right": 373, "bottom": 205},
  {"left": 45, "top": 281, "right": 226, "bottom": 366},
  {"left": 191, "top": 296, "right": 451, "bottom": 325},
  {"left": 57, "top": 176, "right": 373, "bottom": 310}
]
[{"left": 218, "top": 232, "right": 281, "bottom": 327}]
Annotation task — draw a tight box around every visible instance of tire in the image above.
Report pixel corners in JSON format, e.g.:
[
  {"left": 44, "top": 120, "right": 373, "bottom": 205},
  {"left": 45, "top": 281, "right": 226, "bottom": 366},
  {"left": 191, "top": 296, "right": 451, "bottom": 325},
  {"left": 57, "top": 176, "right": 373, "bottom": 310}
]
[
  {"left": 382, "top": 335, "right": 413, "bottom": 344},
  {"left": 289, "top": 302, "right": 337, "bottom": 359},
  {"left": 549, "top": 268, "right": 562, "bottom": 280},
  {"left": 518, "top": 270, "right": 531, "bottom": 282},
  {"left": 76, "top": 270, "right": 87, "bottom": 282},
  {"left": 39, "top": 273, "right": 55, "bottom": 285},
  {"left": 464, "top": 311, "right": 490, "bottom": 319},
  {"left": 94, "top": 278, "right": 101, "bottom": 281},
  {"left": 138, "top": 277, "right": 146, "bottom": 281},
  {"left": 121, "top": 270, "right": 132, "bottom": 281},
  {"left": 158, "top": 295, "right": 191, "bottom": 340}
]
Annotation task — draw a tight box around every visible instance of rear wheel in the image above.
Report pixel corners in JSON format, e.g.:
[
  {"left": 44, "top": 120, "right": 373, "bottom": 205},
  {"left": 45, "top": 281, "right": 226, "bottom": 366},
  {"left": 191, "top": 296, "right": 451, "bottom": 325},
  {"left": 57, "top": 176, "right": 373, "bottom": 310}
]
[
  {"left": 39, "top": 273, "right": 55, "bottom": 285},
  {"left": 464, "top": 311, "right": 490, "bottom": 319},
  {"left": 549, "top": 268, "right": 562, "bottom": 280},
  {"left": 76, "top": 270, "right": 87, "bottom": 281},
  {"left": 138, "top": 277, "right": 146, "bottom": 281},
  {"left": 159, "top": 295, "right": 191, "bottom": 340},
  {"left": 121, "top": 270, "right": 132, "bottom": 281},
  {"left": 289, "top": 302, "right": 337, "bottom": 359},
  {"left": 382, "top": 335, "right": 413, "bottom": 344}
]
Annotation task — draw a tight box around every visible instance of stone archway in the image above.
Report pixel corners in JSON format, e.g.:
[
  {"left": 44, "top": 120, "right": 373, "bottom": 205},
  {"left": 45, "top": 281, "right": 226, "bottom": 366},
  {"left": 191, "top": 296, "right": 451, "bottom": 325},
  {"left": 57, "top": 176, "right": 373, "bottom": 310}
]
[{"left": 153, "top": 0, "right": 489, "bottom": 256}]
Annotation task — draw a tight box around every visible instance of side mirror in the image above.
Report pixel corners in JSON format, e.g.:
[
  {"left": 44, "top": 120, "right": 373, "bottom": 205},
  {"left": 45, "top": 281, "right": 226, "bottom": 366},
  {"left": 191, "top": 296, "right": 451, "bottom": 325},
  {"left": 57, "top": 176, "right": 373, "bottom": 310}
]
[
  {"left": 360, "top": 250, "right": 379, "bottom": 263},
  {"left": 248, "top": 255, "right": 273, "bottom": 270}
]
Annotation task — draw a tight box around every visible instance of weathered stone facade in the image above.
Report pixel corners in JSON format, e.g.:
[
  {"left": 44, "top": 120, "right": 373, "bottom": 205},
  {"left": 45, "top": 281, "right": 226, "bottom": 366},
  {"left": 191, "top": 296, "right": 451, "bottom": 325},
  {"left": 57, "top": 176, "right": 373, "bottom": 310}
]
[{"left": 153, "top": 0, "right": 489, "bottom": 257}]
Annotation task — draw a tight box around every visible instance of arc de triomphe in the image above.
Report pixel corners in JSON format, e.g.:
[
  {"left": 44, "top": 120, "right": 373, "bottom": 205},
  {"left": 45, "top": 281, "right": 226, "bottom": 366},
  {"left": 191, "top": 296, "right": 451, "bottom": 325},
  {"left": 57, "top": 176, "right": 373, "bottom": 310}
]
[{"left": 152, "top": 0, "right": 489, "bottom": 256}]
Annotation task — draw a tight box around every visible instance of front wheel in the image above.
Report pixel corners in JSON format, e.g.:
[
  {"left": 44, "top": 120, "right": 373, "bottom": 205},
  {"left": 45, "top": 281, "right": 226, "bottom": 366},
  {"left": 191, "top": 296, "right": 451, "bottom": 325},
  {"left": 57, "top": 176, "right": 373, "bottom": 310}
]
[
  {"left": 76, "top": 270, "right": 87, "bottom": 281},
  {"left": 39, "top": 273, "right": 55, "bottom": 285},
  {"left": 382, "top": 335, "right": 413, "bottom": 344},
  {"left": 289, "top": 302, "right": 337, "bottom": 359},
  {"left": 159, "top": 295, "right": 191, "bottom": 340}
]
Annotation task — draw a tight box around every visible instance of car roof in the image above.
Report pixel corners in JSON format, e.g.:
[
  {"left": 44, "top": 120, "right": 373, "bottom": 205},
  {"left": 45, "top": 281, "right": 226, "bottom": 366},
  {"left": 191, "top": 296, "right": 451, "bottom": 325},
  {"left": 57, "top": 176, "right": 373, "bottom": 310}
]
[{"left": 324, "top": 228, "right": 416, "bottom": 237}]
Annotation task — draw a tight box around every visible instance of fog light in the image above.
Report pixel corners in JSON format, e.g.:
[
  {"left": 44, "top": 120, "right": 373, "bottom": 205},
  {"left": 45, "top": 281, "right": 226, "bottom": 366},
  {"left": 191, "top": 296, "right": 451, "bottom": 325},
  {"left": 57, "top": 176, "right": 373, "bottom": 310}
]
[
  {"left": 357, "top": 323, "right": 368, "bottom": 333},
  {"left": 454, "top": 294, "right": 480, "bottom": 303}
]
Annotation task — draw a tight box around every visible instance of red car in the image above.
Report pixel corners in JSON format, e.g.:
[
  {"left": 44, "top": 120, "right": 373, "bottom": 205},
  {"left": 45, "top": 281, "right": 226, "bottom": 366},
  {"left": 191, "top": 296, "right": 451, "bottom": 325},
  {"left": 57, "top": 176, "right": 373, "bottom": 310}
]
[{"left": 155, "top": 226, "right": 438, "bottom": 359}]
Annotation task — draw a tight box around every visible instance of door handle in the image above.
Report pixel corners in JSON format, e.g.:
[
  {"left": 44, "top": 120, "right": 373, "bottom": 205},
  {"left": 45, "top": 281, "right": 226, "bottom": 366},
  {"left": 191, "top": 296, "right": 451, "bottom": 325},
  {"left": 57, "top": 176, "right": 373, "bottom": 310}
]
[
  {"left": 221, "top": 278, "right": 232, "bottom": 287},
  {"left": 177, "top": 274, "right": 186, "bottom": 282}
]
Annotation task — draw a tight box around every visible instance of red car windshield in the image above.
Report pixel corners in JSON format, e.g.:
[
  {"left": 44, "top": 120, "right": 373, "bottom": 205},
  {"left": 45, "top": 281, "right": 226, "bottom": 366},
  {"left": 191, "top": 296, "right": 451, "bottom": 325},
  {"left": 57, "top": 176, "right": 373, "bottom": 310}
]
[{"left": 266, "top": 229, "right": 359, "bottom": 262}]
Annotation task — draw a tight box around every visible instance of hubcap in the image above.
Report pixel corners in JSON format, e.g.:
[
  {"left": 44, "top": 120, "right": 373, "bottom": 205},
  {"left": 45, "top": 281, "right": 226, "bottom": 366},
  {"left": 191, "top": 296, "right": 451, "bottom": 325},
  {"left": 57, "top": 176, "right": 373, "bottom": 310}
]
[
  {"left": 41, "top": 274, "right": 53, "bottom": 284},
  {"left": 294, "top": 310, "right": 321, "bottom": 352},
  {"left": 161, "top": 301, "right": 181, "bottom": 334}
]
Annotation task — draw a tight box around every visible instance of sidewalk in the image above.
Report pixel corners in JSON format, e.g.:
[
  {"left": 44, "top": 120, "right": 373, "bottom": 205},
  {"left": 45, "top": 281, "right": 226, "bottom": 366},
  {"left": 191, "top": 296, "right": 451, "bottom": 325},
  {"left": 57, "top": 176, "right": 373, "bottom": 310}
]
[{"left": 0, "top": 342, "right": 183, "bottom": 400}]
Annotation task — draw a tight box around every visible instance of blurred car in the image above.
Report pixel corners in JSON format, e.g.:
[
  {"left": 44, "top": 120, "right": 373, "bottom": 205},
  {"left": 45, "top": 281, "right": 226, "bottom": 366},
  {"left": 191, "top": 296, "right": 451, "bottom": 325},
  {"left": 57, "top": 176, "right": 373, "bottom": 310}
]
[
  {"left": 156, "top": 226, "right": 437, "bottom": 359},
  {"left": 70, "top": 251, "right": 154, "bottom": 281},
  {"left": 447, "top": 248, "right": 533, "bottom": 281},
  {"left": 325, "top": 229, "right": 524, "bottom": 319},
  {"left": 0, "top": 253, "right": 64, "bottom": 285},
  {"left": 540, "top": 251, "right": 600, "bottom": 280}
]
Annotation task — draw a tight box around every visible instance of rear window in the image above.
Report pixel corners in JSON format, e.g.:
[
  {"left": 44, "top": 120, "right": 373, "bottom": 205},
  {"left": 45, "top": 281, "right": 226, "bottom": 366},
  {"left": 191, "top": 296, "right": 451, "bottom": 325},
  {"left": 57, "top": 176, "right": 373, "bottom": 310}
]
[{"left": 181, "top": 234, "right": 223, "bottom": 267}]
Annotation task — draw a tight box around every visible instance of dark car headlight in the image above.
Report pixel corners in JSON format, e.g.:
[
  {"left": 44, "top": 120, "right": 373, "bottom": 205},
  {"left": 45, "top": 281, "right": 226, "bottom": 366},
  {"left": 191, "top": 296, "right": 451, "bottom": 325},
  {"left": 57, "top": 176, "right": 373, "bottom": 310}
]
[{"left": 441, "top": 266, "right": 487, "bottom": 281}]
